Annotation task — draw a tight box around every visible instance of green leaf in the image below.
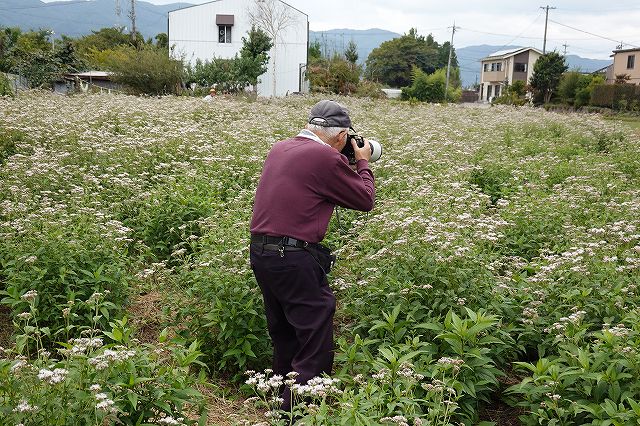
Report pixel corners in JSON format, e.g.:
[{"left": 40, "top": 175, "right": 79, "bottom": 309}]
[{"left": 127, "top": 392, "right": 138, "bottom": 410}]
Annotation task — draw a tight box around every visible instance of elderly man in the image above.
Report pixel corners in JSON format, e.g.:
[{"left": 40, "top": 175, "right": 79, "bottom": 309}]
[{"left": 249, "top": 100, "right": 375, "bottom": 410}]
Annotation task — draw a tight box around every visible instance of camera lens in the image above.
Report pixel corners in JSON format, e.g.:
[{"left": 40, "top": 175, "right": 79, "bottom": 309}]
[{"left": 369, "top": 140, "right": 382, "bottom": 162}]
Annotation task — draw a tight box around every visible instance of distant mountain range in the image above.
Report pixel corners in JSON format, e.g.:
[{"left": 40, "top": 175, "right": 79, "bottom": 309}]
[
  {"left": 0, "top": 0, "right": 189, "bottom": 38},
  {"left": 1, "top": 0, "right": 611, "bottom": 87}
]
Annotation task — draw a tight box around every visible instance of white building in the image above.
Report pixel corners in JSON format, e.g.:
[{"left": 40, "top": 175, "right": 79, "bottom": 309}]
[{"left": 168, "top": 0, "right": 308, "bottom": 97}]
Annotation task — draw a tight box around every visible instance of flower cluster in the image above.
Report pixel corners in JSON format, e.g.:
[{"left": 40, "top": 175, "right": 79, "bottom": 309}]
[
  {"left": 291, "top": 376, "right": 342, "bottom": 398},
  {"left": 37, "top": 368, "right": 68, "bottom": 385},
  {"left": 88, "top": 348, "right": 136, "bottom": 370}
]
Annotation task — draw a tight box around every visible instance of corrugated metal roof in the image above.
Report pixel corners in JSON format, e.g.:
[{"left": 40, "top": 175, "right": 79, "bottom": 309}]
[
  {"left": 487, "top": 48, "right": 523, "bottom": 58},
  {"left": 69, "top": 71, "right": 112, "bottom": 78}
]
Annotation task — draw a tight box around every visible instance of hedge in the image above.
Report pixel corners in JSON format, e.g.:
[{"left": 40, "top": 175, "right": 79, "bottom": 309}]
[{"left": 591, "top": 83, "right": 640, "bottom": 110}]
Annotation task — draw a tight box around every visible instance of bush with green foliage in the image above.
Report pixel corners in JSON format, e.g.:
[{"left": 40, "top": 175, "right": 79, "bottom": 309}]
[
  {"left": 558, "top": 72, "right": 605, "bottom": 108},
  {"left": 401, "top": 67, "right": 460, "bottom": 103},
  {"left": 591, "top": 83, "right": 640, "bottom": 110},
  {"left": 307, "top": 53, "right": 361, "bottom": 94},
  {"left": 492, "top": 80, "right": 528, "bottom": 106},
  {"left": 104, "top": 46, "right": 184, "bottom": 95}
]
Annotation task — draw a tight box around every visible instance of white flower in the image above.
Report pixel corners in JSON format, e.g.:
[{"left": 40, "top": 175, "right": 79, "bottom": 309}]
[
  {"left": 90, "top": 384, "right": 102, "bottom": 392},
  {"left": 38, "top": 368, "right": 68, "bottom": 385},
  {"left": 10, "top": 360, "right": 27, "bottom": 374},
  {"left": 13, "top": 400, "right": 38, "bottom": 413},
  {"left": 157, "top": 416, "right": 185, "bottom": 425},
  {"left": 17, "top": 312, "right": 32, "bottom": 320},
  {"left": 20, "top": 290, "right": 38, "bottom": 301}
]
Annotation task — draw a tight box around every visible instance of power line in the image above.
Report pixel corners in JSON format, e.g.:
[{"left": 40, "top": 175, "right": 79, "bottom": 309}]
[{"left": 548, "top": 18, "right": 640, "bottom": 48}]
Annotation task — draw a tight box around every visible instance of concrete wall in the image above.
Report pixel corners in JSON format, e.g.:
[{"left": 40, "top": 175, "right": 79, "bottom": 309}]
[{"left": 169, "top": 0, "right": 308, "bottom": 97}]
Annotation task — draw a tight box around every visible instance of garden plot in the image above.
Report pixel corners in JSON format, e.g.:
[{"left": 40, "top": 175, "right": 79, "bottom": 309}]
[{"left": 1, "top": 92, "right": 639, "bottom": 425}]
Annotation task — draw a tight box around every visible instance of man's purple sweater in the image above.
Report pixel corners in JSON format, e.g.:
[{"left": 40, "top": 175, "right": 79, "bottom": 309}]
[{"left": 250, "top": 134, "right": 375, "bottom": 243}]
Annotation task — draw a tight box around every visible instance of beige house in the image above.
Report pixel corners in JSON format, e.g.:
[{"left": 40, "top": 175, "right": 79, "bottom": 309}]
[
  {"left": 608, "top": 47, "right": 640, "bottom": 84},
  {"left": 479, "top": 47, "right": 542, "bottom": 102}
]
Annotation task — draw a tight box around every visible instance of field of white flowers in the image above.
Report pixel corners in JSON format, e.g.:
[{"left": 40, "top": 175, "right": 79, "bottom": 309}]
[{"left": 1, "top": 92, "right": 639, "bottom": 426}]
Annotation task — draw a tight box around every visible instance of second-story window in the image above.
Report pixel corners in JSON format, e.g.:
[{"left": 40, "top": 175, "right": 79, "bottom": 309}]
[
  {"left": 515, "top": 62, "right": 527, "bottom": 72},
  {"left": 628, "top": 55, "right": 635, "bottom": 69},
  {"left": 484, "top": 63, "right": 489, "bottom": 72},
  {"left": 496, "top": 62, "right": 502, "bottom": 72}
]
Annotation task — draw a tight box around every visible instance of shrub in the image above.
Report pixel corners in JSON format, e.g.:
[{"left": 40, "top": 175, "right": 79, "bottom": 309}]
[
  {"left": 100, "top": 45, "right": 184, "bottom": 95},
  {"left": 402, "top": 67, "right": 445, "bottom": 102},
  {"left": 185, "top": 57, "right": 247, "bottom": 94},
  {"left": 355, "top": 79, "right": 386, "bottom": 98},
  {"left": 307, "top": 54, "right": 361, "bottom": 95},
  {"left": 591, "top": 83, "right": 640, "bottom": 110}
]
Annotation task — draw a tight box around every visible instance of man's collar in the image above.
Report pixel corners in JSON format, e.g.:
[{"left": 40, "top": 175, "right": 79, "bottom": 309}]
[{"left": 297, "top": 129, "right": 330, "bottom": 147}]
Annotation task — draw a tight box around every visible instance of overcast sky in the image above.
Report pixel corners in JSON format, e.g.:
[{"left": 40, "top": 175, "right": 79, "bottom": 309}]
[{"left": 45, "top": 0, "right": 640, "bottom": 59}]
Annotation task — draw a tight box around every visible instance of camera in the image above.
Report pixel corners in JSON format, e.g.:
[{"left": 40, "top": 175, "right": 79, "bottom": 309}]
[{"left": 341, "top": 128, "right": 383, "bottom": 165}]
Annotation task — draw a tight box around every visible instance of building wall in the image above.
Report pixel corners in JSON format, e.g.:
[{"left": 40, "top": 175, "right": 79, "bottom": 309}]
[
  {"left": 611, "top": 50, "right": 640, "bottom": 84},
  {"left": 169, "top": 0, "right": 308, "bottom": 97},
  {"left": 510, "top": 51, "right": 530, "bottom": 83},
  {"left": 480, "top": 59, "right": 506, "bottom": 101},
  {"left": 526, "top": 51, "right": 541, "bottom": 83}
]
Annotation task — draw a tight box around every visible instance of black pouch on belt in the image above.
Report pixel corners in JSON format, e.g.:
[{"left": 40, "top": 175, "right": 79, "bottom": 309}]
[{"left": 305, "top": 243, "right": 336, "bottom": 275}]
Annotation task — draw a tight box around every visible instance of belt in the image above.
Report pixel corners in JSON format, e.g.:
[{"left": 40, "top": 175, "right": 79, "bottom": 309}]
[{"left": 251, "top": 234, "right": 310, "bottom": 248}]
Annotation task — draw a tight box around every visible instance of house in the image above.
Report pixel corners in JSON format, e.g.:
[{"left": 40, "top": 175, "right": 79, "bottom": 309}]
[
  {"left": 168, "top": 0, "right": 308, "bottom": 97},
  {"left": 479, "top": 47, "right": 543, "bottom": 102},
  {"left": 608, "top": 47, "right": 640, "bottom": 85}
]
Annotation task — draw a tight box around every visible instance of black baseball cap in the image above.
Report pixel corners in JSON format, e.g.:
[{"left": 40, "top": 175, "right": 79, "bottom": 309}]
[{"left": 308, "top": 100, "right": 352, "bottom": 128}]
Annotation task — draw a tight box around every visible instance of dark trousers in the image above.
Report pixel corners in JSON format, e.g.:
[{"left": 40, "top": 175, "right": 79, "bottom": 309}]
[{"left": 250, "top": 244, "right": 336, "bottom": 410}]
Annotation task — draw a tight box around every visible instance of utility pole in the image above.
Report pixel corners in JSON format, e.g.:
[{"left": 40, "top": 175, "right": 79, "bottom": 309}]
[
  {"left": 129, "top": 0, "right": 137, "bottom": 44},
  {"left": 445, "top": 22, "right": 456, "bottom": 101},
  {"left": 562, "top": 42, "right": 568, "bottom": 56},
  {"left": 540, "top": 5, "right": 556, "bottom": 54}
]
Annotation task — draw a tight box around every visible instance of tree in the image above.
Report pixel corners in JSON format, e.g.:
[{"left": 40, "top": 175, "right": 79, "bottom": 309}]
[
  {"left": 247, "top": 0, "right": 295, "bottom": 96},
  {"left": 307, "top": 54, "right": 360, "bottom": 94},
  {"left": 105, "top": 45, "right": 184, "bottom": 95},
  {"left": 558, "top": 71, "right": 580, "bottom": 104},
  {"left": 529, "top": 52, "right": 568, "bottom": 104},
  {"left": 155, "top": 33, "right": 168, "bottom": 50},
  {"left": 365, "top": 28, "right": 453, "bottom": 88},
  {"left": 308, "top": 40, "right": 322, "bottom": 62},
  {"left": 0, "top": 27, "right": 63, "bottom": 88},
  {"left": 344, "top": 40, "right": 358, "bottom": 65},
  {"left": 238, "top": 26, "right": 273, "bottom": 94}
]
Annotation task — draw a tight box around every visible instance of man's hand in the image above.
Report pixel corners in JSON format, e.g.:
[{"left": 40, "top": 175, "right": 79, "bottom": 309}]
[{"left": 352, "top": 138, "right": 371, "bottom": 162}]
